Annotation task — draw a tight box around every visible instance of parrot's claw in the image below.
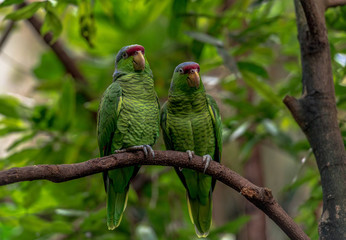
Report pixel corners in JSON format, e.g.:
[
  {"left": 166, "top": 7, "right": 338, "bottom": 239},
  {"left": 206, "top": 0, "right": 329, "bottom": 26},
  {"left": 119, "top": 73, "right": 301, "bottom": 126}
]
[
  {"left": 202, "top": 154, "right": 212, "bottom": 173},
  {"left": 179, "top": 150, "right": 194, "bottom": 171},
  {"left": 145, "top": 145, "right": 155, "bottom": 159},
  {"left": 115, "top": 145, "right": 155, "bottom": 158},
  {"left": 186, "top": 150, "right": 195, "bottom": 161},
  {"left": 142, "top": 146, "right": 148, "bottom": 156}
]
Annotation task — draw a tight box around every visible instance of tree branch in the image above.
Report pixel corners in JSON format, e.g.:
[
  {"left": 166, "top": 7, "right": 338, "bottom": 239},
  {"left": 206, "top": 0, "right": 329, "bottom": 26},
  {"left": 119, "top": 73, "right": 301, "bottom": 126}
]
[
  {"left": 0, "top": 150, "right": 309, "bottom": 240},
  {"left": 299, "top": 0, "right": 326, "bottom": 40},
  {"left": 325, "top": 0, "right": 346, "bottom": 8},
  {"left": 285, "top": 0, "right": 346, "bottom": 239},
  {"left": 0, "top": 20, "right": 15, "bottom": 52},
  {"left": 25, "top": 15, "right": 87, "bottom": 85},
  {"left": 16, "top": 2, "right": 89, "bottom": 89}
]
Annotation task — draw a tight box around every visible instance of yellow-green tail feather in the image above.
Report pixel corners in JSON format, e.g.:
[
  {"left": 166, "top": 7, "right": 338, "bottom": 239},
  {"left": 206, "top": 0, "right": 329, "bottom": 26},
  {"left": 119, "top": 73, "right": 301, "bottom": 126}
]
[
  {"left": 106, "top": 183, "right": 129, "bottom": 230},
  {"left": 186, "top": 192, "right": 212, "bottom": 238}
]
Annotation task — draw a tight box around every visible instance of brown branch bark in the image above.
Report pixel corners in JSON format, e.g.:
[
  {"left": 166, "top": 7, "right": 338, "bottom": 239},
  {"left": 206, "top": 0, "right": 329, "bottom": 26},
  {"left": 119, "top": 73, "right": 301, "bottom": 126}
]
[
  {"left": 284, "top": 0, "right": 346, "bottom": 239},
  {"left": 298, "top": 0, "right": 326, "bottom": 40},
  {"left": 0, "top": 20, "right": 15, "bottom": 52},
  {"left": 16, "top": 2, "right": 89, "bottom": 88},
  {"left": 25, "top": 15, "right": 87, "bottom": 85},
  {"left": 324, "top": 0, "right": 346, "bottom": 8},
  {"left": 0, "top": 150, "right": 309, "bottom": 240}
]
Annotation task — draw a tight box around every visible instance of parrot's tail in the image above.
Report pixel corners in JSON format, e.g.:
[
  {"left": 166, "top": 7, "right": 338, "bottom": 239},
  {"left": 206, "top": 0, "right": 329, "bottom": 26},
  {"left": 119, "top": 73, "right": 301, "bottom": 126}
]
[
  {"left": 187, "top": 191, "right": 213, "bottom": 238},
  {"left": 106, "top": 184, "right": 129, "bottom": 230}
]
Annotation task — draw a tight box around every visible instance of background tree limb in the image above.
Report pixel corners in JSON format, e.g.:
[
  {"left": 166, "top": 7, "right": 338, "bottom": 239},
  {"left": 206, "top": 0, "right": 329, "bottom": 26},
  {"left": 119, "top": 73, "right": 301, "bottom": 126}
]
[
  {"left": 24, "top": 13, "right": 87, "bottom": 85},
  {"left": 0, "top": 150, "right": 309, "bottom": 240},
  {"left": 284, "top": 0, "right": 346, "bottom": 239},
  {"left": 324, "top": 0, "right": 346, "bottom": 8},
  {"left": 0, "top": 20, "right": 15, "bottom": 52},
  {"left": 16, "top": 3, "right": 91, "bottom": 100}
]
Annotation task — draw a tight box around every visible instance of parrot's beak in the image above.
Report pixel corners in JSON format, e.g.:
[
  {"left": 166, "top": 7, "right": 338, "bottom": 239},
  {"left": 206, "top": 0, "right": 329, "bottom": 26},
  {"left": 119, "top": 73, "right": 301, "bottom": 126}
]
[
  {"left": 187, "top": 70, "right": 200, "bottom": 88},
  {"left": 133, "top": 51, "right": 145, "bottom": 71}
]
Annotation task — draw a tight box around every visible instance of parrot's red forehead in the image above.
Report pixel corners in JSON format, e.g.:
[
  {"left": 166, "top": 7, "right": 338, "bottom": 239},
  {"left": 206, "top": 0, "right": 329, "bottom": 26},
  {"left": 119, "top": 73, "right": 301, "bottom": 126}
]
[
  {"left": 182, "top": 63, "right": 200, "bottom": 73},
  {"left": 126, "top": 45, "right": 145, "bottom": 56}
]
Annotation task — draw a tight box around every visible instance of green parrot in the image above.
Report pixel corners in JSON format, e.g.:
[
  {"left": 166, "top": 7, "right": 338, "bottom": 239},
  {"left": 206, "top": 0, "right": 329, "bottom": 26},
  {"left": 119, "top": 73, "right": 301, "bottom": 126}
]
[
  {"left": 97, "top": 44, "right": 160, "bottom": 230},
  {"left": 160, "top": 62, "right": 222, "bottom": 238}
]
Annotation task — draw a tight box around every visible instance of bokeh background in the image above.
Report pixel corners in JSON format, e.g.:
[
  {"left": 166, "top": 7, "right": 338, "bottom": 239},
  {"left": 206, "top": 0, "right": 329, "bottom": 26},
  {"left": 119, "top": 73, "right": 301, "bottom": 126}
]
[{"left": 0, "top": 0, "right": 345, "bottom": 239}]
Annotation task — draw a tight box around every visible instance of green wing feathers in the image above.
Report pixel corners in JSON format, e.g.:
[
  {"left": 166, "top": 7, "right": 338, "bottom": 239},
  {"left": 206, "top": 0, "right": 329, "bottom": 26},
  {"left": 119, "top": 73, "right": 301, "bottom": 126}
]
[
  {"left": 97, "top": 82, "right": 122, "bottom": 157},
  {"left": 98, "top": 81, "right": 132, "bottom": 231},
  {"left": 207, "top": 94, "right": 222, "bottom": 163},
  {"left": 98, "top": 82, "right": 129, "bottom": 230},
  {"left": 207, "top": 94, "right": 222, "bottom": 192},
  {"left": 159, "top": 102, "right": 173, "bottom": 150}
]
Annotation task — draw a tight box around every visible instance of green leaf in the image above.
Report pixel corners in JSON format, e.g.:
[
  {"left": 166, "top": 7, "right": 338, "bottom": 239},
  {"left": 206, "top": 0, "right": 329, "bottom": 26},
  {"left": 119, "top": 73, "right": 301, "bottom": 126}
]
[
  {"left": 41, "top": 10, "right": 63, "bottom": 43},
  {"left": 186, "top": 31, "right": 224, "bottom": 60},
  {"left": 23, "top": 183, "right": 42, "bottom": 208},
  {"left": 0, "top": 0, "right": 24, "bottom": 8},
  {"left": 262, "top": 119, "right": 279, "bottom": 136},
  {"left": 242, "top": 71, "right": 283, "bottom": 106},
  {"left": 239, "top": 135, "right": 262, "bottom": 161},
  {"left": 55, "top": 208, "right": 88, "bottom": 217},
  {"left": 19, "top": 215, "right": 50, "bottom": 233},
  {"left": 79, "top": 0, "right": 96, "bottom": 48},
  {"left": 135, "top": 224, "right": 158, "bottom": 240},
  {"left": 5, "top": 2, "right": 44, "bottom": 21},
  {"left": 238, "top": 61, "right": 269, "bottom": 78},
  {"left": 48, "top": 220, "right": 73, "bottom": 234},
  {"left": 0, "top": 126, "right": 26, "bottom": 137},
  {"left": 185, "top": 31, "right": 223, "bottom": 47},
  {"left": 33, "top": 51, "right": 65, "bottom": 81},
  {"left": 56, "top": 78, "right": 75, "bottom": 131},
  {"left": 209, "top": 215, "right": 250, "bottom": 235},
  {"left": 168, "top": 0, "right": 187, "bottom": 37},
  {"left": 217, "top": 47, "right": 242, "bottom": 80},
  {"left": 6, "top": 131, "right": 37, "bottom": 151},
  {"left": 229, "top": 121, "right": 251, "bottom": 141},
  {"left": 61, "top": 0, "right": 78, "bottom": 5},
  {"left": 0, "top": 95, "right": 21, "bottom": 118},
  {"left": 2, "top": 148, "right": 40, "bottom": 166},
  {"left": 98, "top": 0, "right": 114, "bottom": 19},
  {"left": 80, "top": 208, "right": 107, "bottom": 231},
  {"left": 84, "top": 99, "right": 100, "bottom": 112},
  {"left": 0, "top": 118, "right": 26, "bottom": 137},
  {"left": 283, "top": 169, "right": 319, "bottom": 192}
]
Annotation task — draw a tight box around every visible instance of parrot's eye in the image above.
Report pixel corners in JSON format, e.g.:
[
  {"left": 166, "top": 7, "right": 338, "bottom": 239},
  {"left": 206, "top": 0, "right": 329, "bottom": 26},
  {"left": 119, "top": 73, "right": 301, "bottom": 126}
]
[
  {"left": 122, "top": 52, "right": 128, "bottom": 59},
  {"left": 178, "top": 68, "right": 184, "bottom": 74}
]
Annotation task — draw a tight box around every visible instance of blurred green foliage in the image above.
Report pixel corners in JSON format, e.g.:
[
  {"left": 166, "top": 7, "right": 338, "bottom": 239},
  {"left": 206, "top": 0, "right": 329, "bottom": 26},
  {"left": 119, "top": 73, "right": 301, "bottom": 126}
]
[{"left": 0, "top": 0, "right": 345, "bottom": 239}]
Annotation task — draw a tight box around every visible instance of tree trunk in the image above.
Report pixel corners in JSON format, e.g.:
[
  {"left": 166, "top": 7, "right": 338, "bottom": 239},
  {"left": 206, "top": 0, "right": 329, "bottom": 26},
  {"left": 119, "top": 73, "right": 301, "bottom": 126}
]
[{"left": 284, "top": 1, "right": 346, "bottom": 239}]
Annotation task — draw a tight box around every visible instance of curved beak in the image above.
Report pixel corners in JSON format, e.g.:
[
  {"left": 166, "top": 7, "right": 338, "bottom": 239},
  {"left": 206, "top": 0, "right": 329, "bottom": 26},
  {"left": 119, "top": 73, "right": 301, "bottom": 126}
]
[
  {"left": 133, "top": 51, "right": 145, "bottom": 71},
  {"left": 187, "top": 70, "right": 200, "bottom": 88}
]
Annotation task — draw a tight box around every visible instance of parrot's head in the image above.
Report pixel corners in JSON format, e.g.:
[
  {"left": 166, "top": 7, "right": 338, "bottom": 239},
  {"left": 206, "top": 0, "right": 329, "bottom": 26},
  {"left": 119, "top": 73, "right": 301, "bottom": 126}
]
[
  {"left": 169, "top": 62, "right": 204, "bottom": 95},
  {"left": 113, "top": 44, "right": 152, "bottom": 79}
]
